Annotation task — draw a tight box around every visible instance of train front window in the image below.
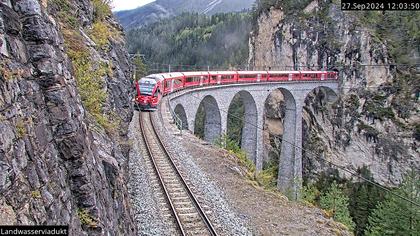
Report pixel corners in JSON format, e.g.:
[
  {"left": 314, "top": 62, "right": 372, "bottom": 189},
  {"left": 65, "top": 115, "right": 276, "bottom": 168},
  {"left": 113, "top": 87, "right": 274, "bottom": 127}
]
[{"left": 139, "top": 78, "right": 156, "bottom": 96}]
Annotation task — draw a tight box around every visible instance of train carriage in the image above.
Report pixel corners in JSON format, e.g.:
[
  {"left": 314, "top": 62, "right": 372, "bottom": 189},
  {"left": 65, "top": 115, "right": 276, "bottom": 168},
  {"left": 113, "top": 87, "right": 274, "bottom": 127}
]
[
  {"left": 134, "top": 70, "right": 338, "bottom": 112},
  {"left": 237, "top": 71, "right": 268, "bottom": 82}
]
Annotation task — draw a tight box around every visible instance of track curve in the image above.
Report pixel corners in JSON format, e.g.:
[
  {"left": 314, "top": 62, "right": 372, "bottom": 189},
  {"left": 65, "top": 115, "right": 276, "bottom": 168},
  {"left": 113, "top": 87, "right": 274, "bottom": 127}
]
[{"left": 139, "top": 111, "right": 218, "bottom": 236}]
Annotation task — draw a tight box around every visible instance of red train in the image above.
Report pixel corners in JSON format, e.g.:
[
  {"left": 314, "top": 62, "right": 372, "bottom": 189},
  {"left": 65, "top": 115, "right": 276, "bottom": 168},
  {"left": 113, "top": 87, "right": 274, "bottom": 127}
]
[{"left": 134, "top": 71, "right": 338, "bottom": 111}]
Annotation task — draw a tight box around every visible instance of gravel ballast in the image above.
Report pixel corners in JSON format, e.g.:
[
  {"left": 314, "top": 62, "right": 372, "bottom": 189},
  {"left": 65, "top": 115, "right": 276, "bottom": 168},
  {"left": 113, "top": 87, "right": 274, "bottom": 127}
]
[{"left": 128, "top": 112, "right": 172, "bottom": 236}]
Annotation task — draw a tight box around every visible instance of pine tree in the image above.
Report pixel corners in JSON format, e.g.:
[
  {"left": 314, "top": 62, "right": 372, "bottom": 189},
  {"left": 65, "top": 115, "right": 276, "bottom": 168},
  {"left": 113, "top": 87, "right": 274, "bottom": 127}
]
[
  {"left": 320, "top": 181, "right": 356, "bottom": 231},
  {"left": 365, "top": 171, "right": 420, "bottom": 236},
  {"left": 133, "top": 53, "right": 147, "bottom": 81},
  {"left": 348, "top": 167, "right": 386, "bottom": 236}
]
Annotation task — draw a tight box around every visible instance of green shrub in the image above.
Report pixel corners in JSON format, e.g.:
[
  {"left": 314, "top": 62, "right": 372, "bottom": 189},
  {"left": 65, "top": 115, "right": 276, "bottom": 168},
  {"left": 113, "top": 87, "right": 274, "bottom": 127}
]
[
  {"left": 31, "top": 191, "right": 41, "bottom": 199},
  {"left": 92, "top": 0, "right": 112, "bottom": 21},
  {"left": 216, "top": 134, "right": 280, "bottom": 190},
  {"left": 255, "top": 163, "right": 277, "bottom": 189},
  {"left": 70, "top": 50, "right": 107, "bottom": 113},
  {"left": 89, "top": 21, "right": 111, "bottom": 49},
  {"left": 16, "top": 120, "right": 26, "bottom": 139},
  {"left": 50, "top": 0, "right": 79, "bottom": 28},
  {"left": 0, "top": 66, "right": 12, "bottom": 80},
  {"left": 77, "top": 208, "right": 97, "bottom": 228},
  {"left": 301, "top": 183, "right": 320, "bottom": 205},
  {"left": 215, "top": 134, "right": 256, "bottom": 176},
  {"left": 320, "top": 181, "right": 356, "bottom": 231}
]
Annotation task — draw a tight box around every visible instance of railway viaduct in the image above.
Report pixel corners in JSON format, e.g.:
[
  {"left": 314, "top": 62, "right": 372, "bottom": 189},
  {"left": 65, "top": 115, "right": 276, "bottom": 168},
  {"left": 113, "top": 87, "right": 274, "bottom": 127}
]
[{"left": 168, "top": 81, "right": 338, "bottom": 199}]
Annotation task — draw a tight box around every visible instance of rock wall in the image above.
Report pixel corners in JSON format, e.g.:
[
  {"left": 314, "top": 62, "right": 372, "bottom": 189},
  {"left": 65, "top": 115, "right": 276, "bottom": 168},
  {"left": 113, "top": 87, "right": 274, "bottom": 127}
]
[
  {"left": 0, "top": 0, "right": 135, "bottom": 235},
  {"left": 251, "top": 1, "right": 419, "bottom": 186}
]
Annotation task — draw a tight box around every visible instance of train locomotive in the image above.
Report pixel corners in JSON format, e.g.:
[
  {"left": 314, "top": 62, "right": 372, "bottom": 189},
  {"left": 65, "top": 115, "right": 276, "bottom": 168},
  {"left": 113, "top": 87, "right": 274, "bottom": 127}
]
[{"left": 134, "top": 71, "right": 338, "bottom": 111}]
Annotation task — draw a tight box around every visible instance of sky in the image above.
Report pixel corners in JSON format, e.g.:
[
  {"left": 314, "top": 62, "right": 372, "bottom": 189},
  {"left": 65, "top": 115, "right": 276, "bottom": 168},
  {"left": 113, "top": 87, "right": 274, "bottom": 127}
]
[{"left": 112, "top": 0, "right": 155, "bottom": 11}]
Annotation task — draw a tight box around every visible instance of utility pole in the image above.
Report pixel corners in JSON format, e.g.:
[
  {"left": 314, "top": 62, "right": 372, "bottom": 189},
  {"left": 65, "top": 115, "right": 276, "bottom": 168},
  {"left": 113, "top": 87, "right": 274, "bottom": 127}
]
[{"left": 168, "top": 64, "right": 171, "bottom": 73}]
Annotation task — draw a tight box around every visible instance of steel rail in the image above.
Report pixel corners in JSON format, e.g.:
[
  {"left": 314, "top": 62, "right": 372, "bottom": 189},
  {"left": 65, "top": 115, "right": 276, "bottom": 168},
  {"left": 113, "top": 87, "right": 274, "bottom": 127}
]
[
  {"left": 149, "top": 111, "right": 218, "bottom": 236},
  {"left": 139, "top": 112, "right": 186, "bottom": 235}
]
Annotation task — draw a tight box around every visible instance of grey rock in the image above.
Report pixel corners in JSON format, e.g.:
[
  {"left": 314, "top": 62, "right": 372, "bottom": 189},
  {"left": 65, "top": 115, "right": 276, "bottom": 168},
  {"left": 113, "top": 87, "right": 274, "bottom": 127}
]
[
  {"left": 26, "top": 163, "right": 40, "bottom": 189},
  {"left": 13, "top": 0, "right": 41, "bottom": 16},
  {"left": 0, "top": 0, "right": 136, "bottom": 234},
  {"left": 2, "top": 6, "right": 20, "bottom": 35},
  {"left": 28, "top": 43, "right": 55, "bottom": 62},
  {"left": 41, "top": 188, "right": 54, "bottom": 207},
  {"left": 0, "top": 161, "right": 12, "bottom": 191},
  {"left": 250, "top": 2, "right": 420, "bottom": 186}
]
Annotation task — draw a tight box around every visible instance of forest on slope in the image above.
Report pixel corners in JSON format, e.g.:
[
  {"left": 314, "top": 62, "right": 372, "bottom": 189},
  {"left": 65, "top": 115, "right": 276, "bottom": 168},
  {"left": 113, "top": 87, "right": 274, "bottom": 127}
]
[
  {"left": 115, "top": 0, "right": 255, "bottom": 29},
  {"left": 126, "top": 12, "right": 252, "bottom": 72}
]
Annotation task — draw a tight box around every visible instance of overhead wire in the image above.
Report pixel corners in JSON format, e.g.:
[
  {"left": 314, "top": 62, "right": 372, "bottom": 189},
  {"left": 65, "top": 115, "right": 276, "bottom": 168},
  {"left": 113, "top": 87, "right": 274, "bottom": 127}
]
[{"left": 145, "top": 61, "right": 420, "bottom": 73}]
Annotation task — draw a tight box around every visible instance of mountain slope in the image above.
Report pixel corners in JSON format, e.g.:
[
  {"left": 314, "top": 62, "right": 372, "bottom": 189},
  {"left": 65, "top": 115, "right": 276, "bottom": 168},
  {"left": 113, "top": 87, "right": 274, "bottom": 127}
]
[{"left": 115, "top": 0, "right": 255, "bottom": 29}]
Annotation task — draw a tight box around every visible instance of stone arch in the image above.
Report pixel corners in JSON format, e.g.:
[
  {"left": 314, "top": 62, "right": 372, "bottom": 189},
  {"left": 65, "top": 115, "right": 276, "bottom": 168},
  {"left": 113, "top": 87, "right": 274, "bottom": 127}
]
[
  {"left": 195, "top": 95, "right": 222, "bottom": 143},
  {"left": 227, "top": 90, "right": 258, "bottom": 163},
  {"left": 264, "top": 87, "right": 297, "bottom": 195},
  {"left": 174, "top": 104, "right": 188, "bottom": 130}
]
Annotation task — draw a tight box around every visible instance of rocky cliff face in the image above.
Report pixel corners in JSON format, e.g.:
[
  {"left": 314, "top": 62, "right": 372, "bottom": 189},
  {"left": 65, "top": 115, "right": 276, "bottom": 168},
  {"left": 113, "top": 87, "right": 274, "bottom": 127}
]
[
  {"left": 0, "top": 0, "right": 135, "bottom": 234},
  {"left": 251, "top": 1, "right": 419, "bottom": 186}
]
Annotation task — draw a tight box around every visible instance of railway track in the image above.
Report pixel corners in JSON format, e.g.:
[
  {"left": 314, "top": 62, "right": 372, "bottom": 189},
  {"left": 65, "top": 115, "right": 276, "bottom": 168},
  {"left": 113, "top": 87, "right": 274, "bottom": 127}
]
[{"left": 139, "top": 111, "right": 218, "bottom": 236}]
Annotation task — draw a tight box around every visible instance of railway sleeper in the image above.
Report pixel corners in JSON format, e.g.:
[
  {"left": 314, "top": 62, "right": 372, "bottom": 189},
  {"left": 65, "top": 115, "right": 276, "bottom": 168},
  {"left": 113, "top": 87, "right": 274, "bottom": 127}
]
[
  {"left": 179, "top": 216, "right": 203, "bottom": 225},
  {"left": 168, "top": 187, "right": 184, "bottom": 192},
  {"left": 186, "top": 227, "right": 212, "bottom": 236},
  {"left": 173, "top": 201, "right": 194, "bottom": 208},
  {"left": 170, "top": 191, "right": 187, "bottom": 197}
]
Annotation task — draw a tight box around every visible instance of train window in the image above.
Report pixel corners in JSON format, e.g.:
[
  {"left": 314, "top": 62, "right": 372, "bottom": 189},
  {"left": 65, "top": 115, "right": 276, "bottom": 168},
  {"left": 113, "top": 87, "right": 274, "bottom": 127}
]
[
  {"left": 270, "top": 74, "right": 288, "bottom": 78},
  {"left": 173, "top": 78, "right": 182, "bottom": 86},
  {"left": 303, "top": 74, "right": 316, "bottom": 78},
  {"left": 211, "top": 75, "right": 218, "bottom": 81},
  {"left": 165, "top": 80, "right": 171, "bottom": 89},
  {"left": 139, "top": 78, "right": 156, "bottom": 96},
  {"left": 186, "top": 76, "right": 200, "bottom": 83},
  {"left": 221, "top": 75, "right": 233, "bottom": 80},
  {"left": 239, "top": 74, "right": 256, "bottom": 79}
]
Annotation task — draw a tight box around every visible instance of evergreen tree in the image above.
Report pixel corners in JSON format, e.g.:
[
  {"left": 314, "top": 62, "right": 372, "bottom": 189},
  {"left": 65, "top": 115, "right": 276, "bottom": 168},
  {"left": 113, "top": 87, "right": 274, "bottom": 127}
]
[
  {"left": 320, "top": 181, "right": 356, "bottom": 231},
  {"left": 365, "top": 171, "right": 420, "bottom": 236},
  {"left": 133, "top": 53, "right": 147, "bottom": 80},
  {"left": 227, "top": 95, "right": 244, "bottom": 145},
  {"left": 194, "top": 105, "right": 205, "bottom": 139},
  {"left": 126, "top": 12, "right": 252, "bottom": 70},
  {"left": 348, "top": 167, "right": 386, "bottom": 236}
]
